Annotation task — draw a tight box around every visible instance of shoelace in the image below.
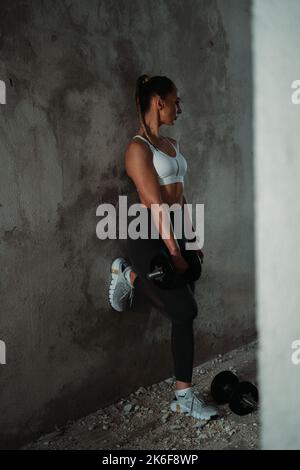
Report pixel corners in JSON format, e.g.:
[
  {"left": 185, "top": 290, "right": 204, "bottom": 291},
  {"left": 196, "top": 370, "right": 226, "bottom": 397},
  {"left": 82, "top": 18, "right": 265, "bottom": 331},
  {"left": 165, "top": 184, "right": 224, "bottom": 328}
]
[
  {"left": 118, "top": 280, "right": 134, "bottom": 309},
  {"left": 123, "top": 267, "right": 134, "bottom": 308},
  {"left": 128, "top": 285, "right": 134, "bottom": 308},
  {"left": 189, "top": 392, "right": 205, "bottom": 416}
]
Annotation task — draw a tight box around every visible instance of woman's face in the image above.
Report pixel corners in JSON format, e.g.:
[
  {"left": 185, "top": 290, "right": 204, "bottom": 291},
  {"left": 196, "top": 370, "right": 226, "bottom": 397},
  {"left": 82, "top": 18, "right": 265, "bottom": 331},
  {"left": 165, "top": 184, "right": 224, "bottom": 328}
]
[{"left": 161, "top": 88, "right": 182, "bottom": 125}]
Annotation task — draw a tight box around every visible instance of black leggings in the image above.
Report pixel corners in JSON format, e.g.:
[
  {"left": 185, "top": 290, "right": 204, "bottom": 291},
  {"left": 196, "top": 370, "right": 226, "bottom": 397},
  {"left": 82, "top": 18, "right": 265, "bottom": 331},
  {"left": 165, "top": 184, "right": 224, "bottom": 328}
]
[{"left": 127, "top": 206, "right": 199, "bottom": 383}]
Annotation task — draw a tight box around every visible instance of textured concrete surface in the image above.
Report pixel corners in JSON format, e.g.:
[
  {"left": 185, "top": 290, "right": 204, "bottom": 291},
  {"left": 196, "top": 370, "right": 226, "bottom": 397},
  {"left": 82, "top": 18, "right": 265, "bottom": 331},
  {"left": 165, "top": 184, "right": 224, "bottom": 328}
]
[
  {"left": 23, "top": 341, "right": 259, "bottom": 450},
  {"left": 253, "top": 0, "right": 300, "bottom": 450},
  {"left": 0, "top": 0, "right": 254, "bottom": 448}
]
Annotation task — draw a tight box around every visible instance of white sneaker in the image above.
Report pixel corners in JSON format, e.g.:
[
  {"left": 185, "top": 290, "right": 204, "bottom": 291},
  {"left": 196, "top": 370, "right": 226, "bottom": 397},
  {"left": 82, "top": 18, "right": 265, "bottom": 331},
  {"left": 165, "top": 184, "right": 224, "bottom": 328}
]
[
  {"left": 170, "top": 388, "right": 219, "bottom": 420},
  {"left": 109, "top": 257, "right": 134, "bottom": 312}
]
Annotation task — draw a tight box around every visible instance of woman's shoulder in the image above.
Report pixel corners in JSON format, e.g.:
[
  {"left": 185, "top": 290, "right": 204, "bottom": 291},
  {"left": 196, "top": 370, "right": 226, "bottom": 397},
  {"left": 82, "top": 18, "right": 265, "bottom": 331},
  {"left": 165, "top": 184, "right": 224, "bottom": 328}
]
[
  {"left": 126, "top": 135, "right": 152, "bottom": 154},
  {"left": 125, "top": 136, "right": 153, "bottom": 168}
]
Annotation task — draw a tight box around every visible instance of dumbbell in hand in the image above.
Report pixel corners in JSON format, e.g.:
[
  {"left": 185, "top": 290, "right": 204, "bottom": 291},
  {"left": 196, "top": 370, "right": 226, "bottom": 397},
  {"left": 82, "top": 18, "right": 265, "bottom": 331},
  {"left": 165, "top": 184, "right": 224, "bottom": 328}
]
[
  {"left": 146, "top": 249, "right": 202, "bottom": 290},
  {"left": 210, "top": 370, "right": 259, "bottom": 416},
  {"left": 146, "top": 251, "right": 186, "bottom": 289}
]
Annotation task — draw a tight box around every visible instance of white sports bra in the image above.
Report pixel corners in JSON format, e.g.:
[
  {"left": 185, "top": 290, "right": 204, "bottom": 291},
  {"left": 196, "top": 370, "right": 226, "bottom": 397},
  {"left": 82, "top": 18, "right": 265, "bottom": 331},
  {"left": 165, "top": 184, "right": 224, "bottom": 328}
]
[{"left": 132, "top": 135, "right": 187, "bottom": 186}]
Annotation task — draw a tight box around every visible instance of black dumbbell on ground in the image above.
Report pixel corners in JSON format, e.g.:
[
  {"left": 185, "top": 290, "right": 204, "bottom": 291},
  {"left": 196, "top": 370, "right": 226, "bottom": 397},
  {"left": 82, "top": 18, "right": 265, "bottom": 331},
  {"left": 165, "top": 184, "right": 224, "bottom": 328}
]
[
  {"left": 210, "top": 370, "right": 259, "bottom": 416},
  {"left": 146, "top": 249, "right": 202, "bottom": 289}
]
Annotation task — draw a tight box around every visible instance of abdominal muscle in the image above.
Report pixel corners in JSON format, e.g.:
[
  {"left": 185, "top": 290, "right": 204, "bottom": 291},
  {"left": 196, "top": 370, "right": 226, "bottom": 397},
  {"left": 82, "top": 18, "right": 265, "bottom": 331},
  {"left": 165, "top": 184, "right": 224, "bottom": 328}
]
[{"left": 139, "top": 182, "right": 184, "bottom": 209}]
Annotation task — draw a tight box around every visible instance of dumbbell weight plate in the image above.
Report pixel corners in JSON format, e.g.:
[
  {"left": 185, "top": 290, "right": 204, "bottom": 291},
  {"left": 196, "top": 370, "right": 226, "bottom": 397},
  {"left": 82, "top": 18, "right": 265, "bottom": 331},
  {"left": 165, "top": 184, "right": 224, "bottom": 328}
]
[
  {"left": 229, "top": 381, "right": 259, "bottom": 416},
  {"left": 210, "top": 370, "right": 240, "bottom": 404},
  {"left": 149, "top": 253, "right": 179, "bottom": 289},
  {"left": 181, "top": 250, "right": 202, "bottom": 283},
  {"left": 148, "top": 249, "right": 201, "bottom": 290}
]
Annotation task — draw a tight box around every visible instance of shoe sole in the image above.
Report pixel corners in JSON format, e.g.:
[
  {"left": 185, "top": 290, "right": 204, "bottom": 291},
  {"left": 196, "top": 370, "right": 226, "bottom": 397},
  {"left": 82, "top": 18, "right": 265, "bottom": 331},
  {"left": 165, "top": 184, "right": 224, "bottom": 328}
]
[
  {"left": 170, "top": 402, "right": 218, "bottom": 420},
  {"left": 109, "top": 257, "right": 129, "bottom": 312}
]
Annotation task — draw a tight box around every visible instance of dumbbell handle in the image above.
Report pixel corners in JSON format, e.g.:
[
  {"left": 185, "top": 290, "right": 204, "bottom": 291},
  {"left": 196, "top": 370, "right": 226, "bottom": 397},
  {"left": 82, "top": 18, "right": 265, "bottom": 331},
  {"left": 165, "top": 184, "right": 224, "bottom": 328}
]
[
  {"left": 147, "top": 268, "right": 165, "bottom": 280},
  {"left": 240, "top": 394, "right": 258, "bottom": 409}
]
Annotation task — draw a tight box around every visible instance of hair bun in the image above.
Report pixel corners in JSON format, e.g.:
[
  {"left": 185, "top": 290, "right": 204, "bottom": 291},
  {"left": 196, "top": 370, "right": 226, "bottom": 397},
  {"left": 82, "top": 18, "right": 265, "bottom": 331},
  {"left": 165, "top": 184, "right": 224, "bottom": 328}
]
[{"left": 141, "top": 75, "right": 151, "bottom": 85}]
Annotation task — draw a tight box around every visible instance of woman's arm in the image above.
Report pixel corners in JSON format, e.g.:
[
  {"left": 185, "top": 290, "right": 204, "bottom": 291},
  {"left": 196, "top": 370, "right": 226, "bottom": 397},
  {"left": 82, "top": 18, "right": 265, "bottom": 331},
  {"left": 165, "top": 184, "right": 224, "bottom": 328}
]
[
  {"left": 182, "top": 193, "right": 196, "bottom": 240},
  {"left": 182, "top": 193, "right": 204, "bottom": 258},
  {"left": 125, "top": 141, "right": 181, "bottom": 255}
]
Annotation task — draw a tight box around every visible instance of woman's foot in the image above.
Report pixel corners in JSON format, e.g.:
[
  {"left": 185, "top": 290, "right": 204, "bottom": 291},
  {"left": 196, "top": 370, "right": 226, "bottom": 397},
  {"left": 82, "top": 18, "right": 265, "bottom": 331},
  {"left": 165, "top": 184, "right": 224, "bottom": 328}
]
[
  {"left": 170, "top": 387, "right": 219, "bottom": 420},
  {"left": 109, "top": 257, "right": 135, "bottom": 312}
]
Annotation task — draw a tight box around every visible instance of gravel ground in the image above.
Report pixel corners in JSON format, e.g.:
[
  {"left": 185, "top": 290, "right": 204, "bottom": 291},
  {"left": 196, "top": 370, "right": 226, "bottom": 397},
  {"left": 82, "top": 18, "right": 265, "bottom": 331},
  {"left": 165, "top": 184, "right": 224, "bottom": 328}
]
[{"left": 23, "top": 340, "right": 259, "bottom": 450}]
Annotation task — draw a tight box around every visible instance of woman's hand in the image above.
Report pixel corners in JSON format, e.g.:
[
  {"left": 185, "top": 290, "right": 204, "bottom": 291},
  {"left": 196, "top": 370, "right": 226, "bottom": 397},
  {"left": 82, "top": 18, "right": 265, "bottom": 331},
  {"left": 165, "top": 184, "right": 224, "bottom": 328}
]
[
  {"left": 196, "top": 249, "right": 204, "bottom": 263},
  {"left": 169, "top": 249, "right": 189, "bottom": 274}
]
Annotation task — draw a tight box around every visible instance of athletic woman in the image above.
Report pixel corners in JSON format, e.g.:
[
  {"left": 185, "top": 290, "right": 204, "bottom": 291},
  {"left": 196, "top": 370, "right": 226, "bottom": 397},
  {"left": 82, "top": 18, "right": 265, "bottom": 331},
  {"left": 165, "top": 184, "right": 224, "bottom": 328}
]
[{"left": 109, "top": 75, "right": 218, "bottom": 421}]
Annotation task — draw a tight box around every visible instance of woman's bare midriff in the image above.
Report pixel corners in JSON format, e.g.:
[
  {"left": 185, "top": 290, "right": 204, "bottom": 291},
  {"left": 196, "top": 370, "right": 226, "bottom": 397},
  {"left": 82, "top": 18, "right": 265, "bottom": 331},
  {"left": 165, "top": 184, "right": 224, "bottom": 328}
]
[{"left": 139, "top": 182, "right": 184, "bottom": 209}]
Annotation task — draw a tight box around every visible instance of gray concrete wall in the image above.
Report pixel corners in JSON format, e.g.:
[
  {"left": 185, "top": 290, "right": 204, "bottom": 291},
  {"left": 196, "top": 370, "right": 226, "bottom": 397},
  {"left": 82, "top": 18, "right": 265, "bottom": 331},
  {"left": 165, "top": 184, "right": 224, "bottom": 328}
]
[
  {"left": 253, "top": 0, "right": 300, "bottom": 450},
  {"left": 0, "top": 0, "right": 254, "bottom": 448}
]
